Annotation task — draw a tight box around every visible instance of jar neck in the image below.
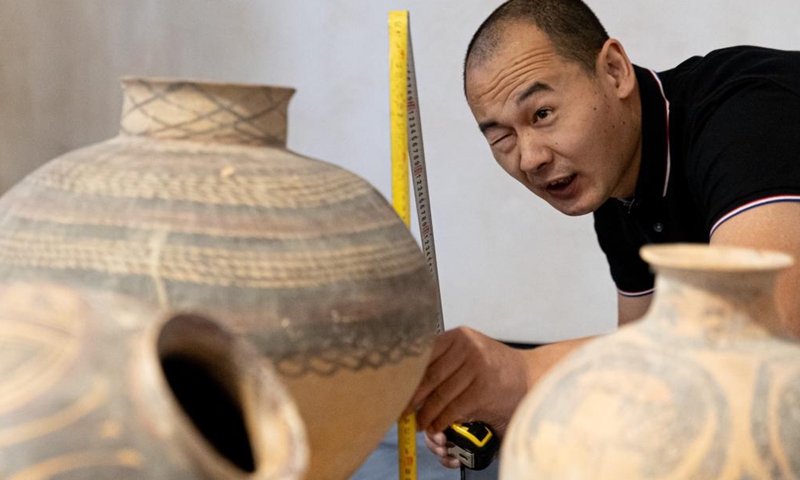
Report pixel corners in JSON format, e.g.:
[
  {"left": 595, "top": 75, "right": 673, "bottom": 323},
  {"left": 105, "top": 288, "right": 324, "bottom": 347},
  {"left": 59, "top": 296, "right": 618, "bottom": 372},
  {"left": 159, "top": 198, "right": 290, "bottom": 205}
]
[
  {"left": 644, "top": 267, "right": 784, "bottom": 338},
  {"left": 119, "top": 78, "right": 294, "bottom": 147}
]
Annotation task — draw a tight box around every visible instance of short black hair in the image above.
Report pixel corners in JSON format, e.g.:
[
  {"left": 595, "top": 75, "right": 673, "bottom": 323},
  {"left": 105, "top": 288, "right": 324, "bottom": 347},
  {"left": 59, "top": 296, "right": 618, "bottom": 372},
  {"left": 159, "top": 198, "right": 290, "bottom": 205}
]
[{"left": 464, "top": 0, "right": 609, "bottom": 91}]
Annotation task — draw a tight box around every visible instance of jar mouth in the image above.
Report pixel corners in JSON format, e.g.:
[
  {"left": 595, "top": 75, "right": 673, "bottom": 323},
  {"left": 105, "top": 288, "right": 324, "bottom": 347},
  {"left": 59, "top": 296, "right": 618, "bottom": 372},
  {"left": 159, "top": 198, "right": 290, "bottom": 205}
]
[
  {"left": 157, "top": 314, "right": 257, "bottom": 473},
  {"left": 154, "top": 313, "right": 308, "bottom": 478},
  {"left": 640, "top": 243, "right": 794, "bottom": 272}
]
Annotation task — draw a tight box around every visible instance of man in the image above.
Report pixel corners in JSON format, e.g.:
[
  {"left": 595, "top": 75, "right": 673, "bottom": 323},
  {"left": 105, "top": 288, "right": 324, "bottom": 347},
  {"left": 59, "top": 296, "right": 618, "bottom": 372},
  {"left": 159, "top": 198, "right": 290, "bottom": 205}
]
[{"left": 406, "top": 0, "right": 800, "bottom": 469}]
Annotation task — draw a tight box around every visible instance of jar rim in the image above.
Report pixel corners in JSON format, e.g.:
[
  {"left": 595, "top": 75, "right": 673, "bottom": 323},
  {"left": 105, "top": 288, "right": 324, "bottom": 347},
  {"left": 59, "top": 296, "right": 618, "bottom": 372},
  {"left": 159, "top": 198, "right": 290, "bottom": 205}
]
[{"left": 640, "top": 243, "right": 794, "bottom": 272}]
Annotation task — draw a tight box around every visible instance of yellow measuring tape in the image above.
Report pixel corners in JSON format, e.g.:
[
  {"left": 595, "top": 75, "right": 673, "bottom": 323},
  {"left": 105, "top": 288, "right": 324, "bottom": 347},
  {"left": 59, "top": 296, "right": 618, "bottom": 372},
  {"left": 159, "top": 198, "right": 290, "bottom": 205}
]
[
  {"left": 389, "top": 10, "right": 416, "bottom": 480},
  {"left": 390, "top": 11, "right": 411, "bottom": 227}
]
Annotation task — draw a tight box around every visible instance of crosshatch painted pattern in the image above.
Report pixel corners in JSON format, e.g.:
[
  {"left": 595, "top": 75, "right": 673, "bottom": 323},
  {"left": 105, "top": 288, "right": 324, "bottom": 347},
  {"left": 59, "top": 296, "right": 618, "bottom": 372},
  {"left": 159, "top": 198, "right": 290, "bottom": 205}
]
[{"left": 120, "top": 79, "right": 294, "bottom": 146}]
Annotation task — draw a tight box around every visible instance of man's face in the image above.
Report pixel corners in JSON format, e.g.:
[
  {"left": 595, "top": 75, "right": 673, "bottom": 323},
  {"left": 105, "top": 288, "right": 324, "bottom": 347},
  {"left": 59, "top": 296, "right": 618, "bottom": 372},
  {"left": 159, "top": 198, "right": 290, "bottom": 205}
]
[{"left": 465, "top": 23, "right": 640, "bottom": 216}]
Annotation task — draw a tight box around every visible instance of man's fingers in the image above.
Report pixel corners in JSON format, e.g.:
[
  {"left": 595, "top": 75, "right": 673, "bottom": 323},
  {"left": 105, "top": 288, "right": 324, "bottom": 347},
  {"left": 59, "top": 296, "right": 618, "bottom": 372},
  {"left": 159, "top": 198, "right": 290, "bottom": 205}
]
[
  {"left": 429, "top": 370, "right": 515, "bottom": 433},
  {"left": 430, "top": 403, "right": 465, "bottom": 434},
  {"left": 416, "top": 364, "right": 474, "bottom": 431},
  {"left": 405, "top": 337, "right": 469, "bottom": 415},
  {"left": 440, "top": 456, "right": 462, "bottom": 469},
  {"left": 423, "top": 431, "right": 447, "bottom": 458},
  {"left": 424, "top": 432, "right": 461, "bottom": 469},
  {"left": 426, "top": 431, "right": 448, "bottom": 447},
  {"left": 428, "top": 327, "right": 468, "bottom": 363}
]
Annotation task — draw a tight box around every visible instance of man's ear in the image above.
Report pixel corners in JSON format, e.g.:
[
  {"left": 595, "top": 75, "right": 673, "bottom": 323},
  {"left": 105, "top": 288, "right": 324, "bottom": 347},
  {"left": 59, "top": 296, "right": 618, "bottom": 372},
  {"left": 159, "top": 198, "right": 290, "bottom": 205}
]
[{"left": 596, "top": 39, "right": 636, "bottom": 99}]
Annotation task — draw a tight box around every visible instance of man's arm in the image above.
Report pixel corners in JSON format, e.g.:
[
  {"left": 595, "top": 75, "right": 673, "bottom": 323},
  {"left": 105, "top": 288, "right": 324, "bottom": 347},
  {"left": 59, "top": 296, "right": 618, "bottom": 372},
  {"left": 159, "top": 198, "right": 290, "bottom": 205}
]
[
  {"left": 408, "top": 292, "right": 651, "bottom": 436},
  {"left": 407, "top": 328, "right": 597, "bottom": 469},
  {"left": 618, "top": 293, "right": 652, "bottom": 326},
  {"left": 710, "top": 202, "right": 800, "bottom": 337},
  {"left": 410, "top": 292, "right": 646, "bottom": 467}
]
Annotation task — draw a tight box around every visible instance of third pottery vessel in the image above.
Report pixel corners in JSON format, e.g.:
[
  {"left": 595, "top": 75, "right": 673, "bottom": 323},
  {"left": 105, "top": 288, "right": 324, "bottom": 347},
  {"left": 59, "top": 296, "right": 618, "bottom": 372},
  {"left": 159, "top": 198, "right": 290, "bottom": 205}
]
[
  {"left": 501, "top": 244, "right": 800, "bottom": 480},
  {"left": 0, "top": 282, "right": 307, "bottom": 480},
  {"left": 0, "top": 78, "right": 438, "bottom": 480}
]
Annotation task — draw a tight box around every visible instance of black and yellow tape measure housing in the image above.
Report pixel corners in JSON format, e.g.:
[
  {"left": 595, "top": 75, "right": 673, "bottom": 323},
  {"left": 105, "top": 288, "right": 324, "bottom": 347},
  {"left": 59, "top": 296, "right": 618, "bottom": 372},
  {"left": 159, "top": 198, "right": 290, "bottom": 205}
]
[{"left": 444, "top": 422, "right": 500, "bottom": 471}]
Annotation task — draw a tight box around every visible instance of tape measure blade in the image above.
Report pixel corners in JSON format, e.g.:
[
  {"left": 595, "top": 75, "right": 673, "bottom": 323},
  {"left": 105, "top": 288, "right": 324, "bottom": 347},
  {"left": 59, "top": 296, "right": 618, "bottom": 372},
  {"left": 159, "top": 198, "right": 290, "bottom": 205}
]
[
  {"left": 390, "top": 13, "right": 418, "bottom": 480},
  {"left": 405, "top": 23, "right": 444, "bottom": 334},
  {"left": 389, "top": 10, "right": 410, "bottom": 227}
]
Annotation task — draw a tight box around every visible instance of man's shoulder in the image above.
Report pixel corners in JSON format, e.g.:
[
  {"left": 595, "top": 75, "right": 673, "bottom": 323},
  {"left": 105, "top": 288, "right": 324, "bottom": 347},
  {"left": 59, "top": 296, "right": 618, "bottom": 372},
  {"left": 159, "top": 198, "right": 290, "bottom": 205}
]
[
  {"left": 663, "top": 45, "right": 800, "bottom": 73},
  {"left": 664, "top": 46, "right": 800, "bottom": 233},
  {"left": 659, "top": 46, "right": 800, "bottom": 99}
]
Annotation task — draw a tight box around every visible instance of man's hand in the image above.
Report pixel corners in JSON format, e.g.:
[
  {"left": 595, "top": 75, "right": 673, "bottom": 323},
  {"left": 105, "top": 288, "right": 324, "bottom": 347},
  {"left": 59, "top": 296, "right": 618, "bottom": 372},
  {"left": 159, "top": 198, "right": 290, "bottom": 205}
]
[{"left": 405, "top": 327, "right": 529, "bottom": 436}]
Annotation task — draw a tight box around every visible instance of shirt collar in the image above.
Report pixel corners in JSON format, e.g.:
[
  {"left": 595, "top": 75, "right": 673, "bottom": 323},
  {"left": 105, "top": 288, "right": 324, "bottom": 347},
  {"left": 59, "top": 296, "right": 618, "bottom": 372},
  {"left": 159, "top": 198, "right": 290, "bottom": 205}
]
[{"left": 628, "top": 65, "right": 671, "bottom": 207}]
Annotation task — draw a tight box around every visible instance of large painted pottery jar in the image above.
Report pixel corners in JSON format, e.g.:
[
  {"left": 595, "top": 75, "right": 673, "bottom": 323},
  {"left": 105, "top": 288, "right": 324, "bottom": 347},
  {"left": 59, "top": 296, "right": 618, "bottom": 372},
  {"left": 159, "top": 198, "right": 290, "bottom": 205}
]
[
  {"left": 0, "top": 79, "right": 438, "bottom": 480},
  {"left": 501, "top": 244, "right": 800, "bottom": 480},
  {"left": 0, "top": 282, "right": 307, "bottom": 480}
]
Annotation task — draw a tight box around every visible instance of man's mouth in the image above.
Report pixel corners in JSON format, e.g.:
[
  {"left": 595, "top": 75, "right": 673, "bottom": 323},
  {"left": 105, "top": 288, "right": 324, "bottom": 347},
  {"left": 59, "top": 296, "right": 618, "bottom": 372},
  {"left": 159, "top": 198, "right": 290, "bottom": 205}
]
[{"left": 546, "top": 174, "right": 577, "bottom": 192}]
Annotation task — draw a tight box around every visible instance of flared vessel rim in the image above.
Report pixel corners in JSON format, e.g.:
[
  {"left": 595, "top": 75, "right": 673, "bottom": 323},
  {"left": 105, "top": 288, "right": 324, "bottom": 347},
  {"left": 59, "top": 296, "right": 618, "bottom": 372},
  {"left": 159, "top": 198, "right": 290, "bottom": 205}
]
[
  {"left": 640, "top": 243, "right": 794, "bottom": 272},
  {"left": 119, "top": 75, "right": 297, "bottom": 95}
]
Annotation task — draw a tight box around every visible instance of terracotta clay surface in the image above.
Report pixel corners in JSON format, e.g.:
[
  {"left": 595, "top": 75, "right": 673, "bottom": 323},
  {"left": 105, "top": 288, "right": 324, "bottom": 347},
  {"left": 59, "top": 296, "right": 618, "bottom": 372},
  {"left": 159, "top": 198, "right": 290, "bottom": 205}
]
[
  {"left": 501, "top": 244, "right": 800, "bottom": 480},
  {"left": 0, "top": 282, "right": 307, "bottom": 480},
  {"left": 0, "top": 79, "right": 438, "bottom": 480}
]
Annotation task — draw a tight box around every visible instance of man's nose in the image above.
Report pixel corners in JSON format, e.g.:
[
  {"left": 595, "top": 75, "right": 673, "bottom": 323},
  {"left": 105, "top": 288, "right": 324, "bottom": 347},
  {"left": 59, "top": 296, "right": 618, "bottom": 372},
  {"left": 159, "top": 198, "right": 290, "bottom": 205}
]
[{"left": 518, "top": 133, "right": 551, "bottom": 174}]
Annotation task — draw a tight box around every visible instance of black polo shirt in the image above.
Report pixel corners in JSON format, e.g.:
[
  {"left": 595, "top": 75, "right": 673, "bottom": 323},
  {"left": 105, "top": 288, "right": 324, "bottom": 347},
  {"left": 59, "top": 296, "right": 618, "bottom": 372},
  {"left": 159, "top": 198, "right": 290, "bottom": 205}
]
[{"left": 593, "top": 46, "right": 800, "bottom": 297}]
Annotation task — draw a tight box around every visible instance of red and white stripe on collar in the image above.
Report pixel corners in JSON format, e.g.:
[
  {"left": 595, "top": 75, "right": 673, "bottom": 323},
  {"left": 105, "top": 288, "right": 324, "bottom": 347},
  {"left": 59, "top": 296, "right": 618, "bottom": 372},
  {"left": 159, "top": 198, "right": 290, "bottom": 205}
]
[
  {"left": 710, "top": 194, "right": 800, "bottom": 238},
  {"left": 615, "top": 71, "right": 670, "bottom": 300},
  {"left": 618, "top": 286, "right": 655, "bottom": 298},
  {"left": 648, "top": 70, "right": 671, "bottom": 198}
]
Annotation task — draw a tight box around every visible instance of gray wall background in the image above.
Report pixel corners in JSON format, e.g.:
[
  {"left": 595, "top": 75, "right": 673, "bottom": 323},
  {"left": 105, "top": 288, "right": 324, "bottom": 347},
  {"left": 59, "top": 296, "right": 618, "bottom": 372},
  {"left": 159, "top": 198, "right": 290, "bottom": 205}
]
[{"left": 1, "top": 0, "right": 799, "bottom": 343}]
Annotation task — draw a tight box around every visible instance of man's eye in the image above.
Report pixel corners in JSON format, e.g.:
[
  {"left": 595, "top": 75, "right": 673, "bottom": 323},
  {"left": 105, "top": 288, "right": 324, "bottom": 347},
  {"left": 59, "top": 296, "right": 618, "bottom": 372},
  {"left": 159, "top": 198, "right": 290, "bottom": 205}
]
[
  {"left": 490, "top": 134, "right": 510, "bottom": 146},
  {"left": 534, "top": 109, "right": 551, "bottom": 121}
]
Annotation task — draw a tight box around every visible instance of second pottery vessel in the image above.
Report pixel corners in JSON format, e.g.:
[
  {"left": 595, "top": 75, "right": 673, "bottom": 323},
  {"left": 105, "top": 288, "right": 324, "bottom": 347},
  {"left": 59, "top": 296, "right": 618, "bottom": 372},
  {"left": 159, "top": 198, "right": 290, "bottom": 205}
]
[{"left": 501, "top": 244, "right": 800, "bottom": 480}]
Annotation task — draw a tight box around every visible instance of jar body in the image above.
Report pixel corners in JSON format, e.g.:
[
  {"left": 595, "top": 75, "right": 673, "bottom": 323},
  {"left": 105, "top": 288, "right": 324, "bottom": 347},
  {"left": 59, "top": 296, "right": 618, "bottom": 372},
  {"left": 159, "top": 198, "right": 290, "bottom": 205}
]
[
  {"left": 0, "top": 79, "right": 437, "bottom": 480},
  {"left": 501, "top": 245, "right": 800, "bottom": 480}
]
